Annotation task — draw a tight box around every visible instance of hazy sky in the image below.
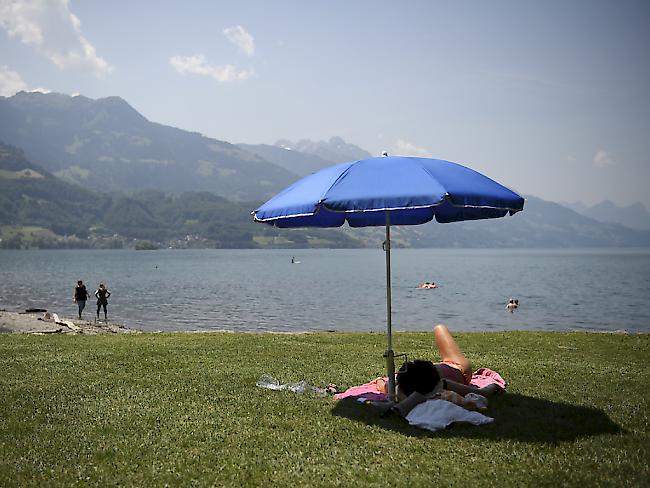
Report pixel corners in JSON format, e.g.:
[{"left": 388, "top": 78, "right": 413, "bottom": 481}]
[{"left": 1, "top": 1, "right": 649, "bottom": 208}]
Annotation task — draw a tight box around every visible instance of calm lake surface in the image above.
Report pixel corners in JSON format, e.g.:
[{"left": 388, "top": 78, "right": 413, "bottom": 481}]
[{"left": 0, "top": 248, "right": 649, "bottom": 333}]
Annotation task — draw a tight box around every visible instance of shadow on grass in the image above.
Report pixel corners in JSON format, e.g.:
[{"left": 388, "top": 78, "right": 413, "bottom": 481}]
[{"left": 331, "top": 394, "right": 623, "bottom": 443}]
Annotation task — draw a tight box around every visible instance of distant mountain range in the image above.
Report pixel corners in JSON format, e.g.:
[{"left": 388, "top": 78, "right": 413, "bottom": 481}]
[
  {"left": 409, "top": 196, "right": 650, "bottom": 248},
  {"left": 561, "top": 200, "right": 650, "bottom": 231},
  {"left": 0, "top": 92, "right": 299, "bottom": 201},
  {"left": 1, "top": 91, "right": 649, "bottom": 249},
  {"left": 275, "top": 137, "right": 372, "bottom": 164},
  {"left": 0, "top": 93, "right": 379, "bottom": 201},
  {"left": 236, "top": 143, "right": 334, "bottom": 177},
  {"left": 237, "top": 137, "right": 371, "bottom": 177}
]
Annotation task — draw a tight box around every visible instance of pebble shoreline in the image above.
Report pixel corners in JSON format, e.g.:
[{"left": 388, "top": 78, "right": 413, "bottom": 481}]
[
  {"left": 0, "top": 310, "right": 137, "bottom": 335},
  {"left": 0, "top": 310, "right": 639, "bottom": 336}
]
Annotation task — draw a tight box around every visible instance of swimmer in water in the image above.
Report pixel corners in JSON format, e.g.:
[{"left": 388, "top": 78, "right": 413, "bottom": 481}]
[{"left": 419, "top": 282, "right": 438, "bottom": 289}]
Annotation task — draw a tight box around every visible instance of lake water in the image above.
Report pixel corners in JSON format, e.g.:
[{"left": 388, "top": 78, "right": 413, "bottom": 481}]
[{"left": 0, "top": 248, "right": 649, "bottom": 333}]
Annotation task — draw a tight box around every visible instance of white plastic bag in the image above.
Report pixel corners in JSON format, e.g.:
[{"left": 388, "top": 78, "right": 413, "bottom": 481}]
[{"left": 256, "top": 375, "right": 326, "bottom": 395}]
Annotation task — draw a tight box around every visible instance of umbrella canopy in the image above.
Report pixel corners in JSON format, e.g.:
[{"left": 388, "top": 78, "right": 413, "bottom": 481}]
[
  {"left": 254, "top": 156, "right": 523, "bottom": 227},
  {"left": 253, "top": 155, "right": 524, "bottom": 400}
]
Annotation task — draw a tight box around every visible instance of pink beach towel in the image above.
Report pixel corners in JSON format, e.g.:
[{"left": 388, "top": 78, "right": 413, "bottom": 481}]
[
  {"left": 334, "top": 367, "right": 506, "bottom": 401},
  {"left": 334, "top": 377, "right": 389, "bottom": 401},
  {"left": 469, "top": 368, "right": 507, "bottom": 389}
]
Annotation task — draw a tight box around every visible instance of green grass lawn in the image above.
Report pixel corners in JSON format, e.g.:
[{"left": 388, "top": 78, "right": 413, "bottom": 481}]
[{"left": 0, "top": 331, "right": 648, "bottom": 487}]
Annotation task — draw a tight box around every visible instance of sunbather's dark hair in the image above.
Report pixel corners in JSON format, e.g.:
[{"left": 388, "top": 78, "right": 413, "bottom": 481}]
[{"left": 396, "top": 360, "right": 440, "bottom": 396}]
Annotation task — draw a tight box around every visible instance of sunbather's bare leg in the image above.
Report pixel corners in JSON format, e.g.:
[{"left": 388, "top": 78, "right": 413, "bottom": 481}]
[{"left": 434, "top": 324, "right": 471, "bottom": 377}]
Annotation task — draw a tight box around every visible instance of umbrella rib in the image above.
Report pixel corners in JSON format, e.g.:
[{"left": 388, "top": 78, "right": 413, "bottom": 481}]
[
  {"left": 253, "top": 212, "right": 317, "bottom": 222},
  {"left": 415, "top": 161, "right": 524, "bottom": 213}
]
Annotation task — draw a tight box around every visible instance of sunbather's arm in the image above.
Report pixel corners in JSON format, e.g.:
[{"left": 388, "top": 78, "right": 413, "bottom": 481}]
[{"left": 442, "top": 380, "right": 502, "bottom": 397}]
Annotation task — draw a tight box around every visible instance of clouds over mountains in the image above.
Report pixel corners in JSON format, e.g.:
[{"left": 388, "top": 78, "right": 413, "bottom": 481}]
[
  {"left": 170, "top": 25, "right": 256, "bottom": 83},
  {"left": 169, "top": 55, "right": 255, "bottom": 83},
  {"left": 0, "top": 0, "right": 112, "bottom": 78},
  {"left": 0, "top": 3, "right": 257, "bottom": 90}
]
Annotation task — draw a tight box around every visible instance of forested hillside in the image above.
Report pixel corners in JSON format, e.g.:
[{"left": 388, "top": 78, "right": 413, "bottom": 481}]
[{"left": 0, "top": 143, "right": 361, "bottom": 249}]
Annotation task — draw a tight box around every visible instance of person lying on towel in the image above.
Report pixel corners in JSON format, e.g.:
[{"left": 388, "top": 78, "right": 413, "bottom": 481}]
[{"left": 395, "top": 324, "right": 504, "bottom": 402}]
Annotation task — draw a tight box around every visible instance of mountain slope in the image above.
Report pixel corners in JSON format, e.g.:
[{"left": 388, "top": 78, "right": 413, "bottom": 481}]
[
  {"left": 582, "top": 201, "right": 650, "bottom": 231},
  {"left": 0, "top": 141, "right": 109, "bottom": 236},
  {"left": 402, "top": 196, "right": 650, "bottom": 248},
  {"left": 561, "top": 200, "right": 650, "bottom": 231},
  {"left": 0, "top": 92, "right": 298, "bottom": 201},
  {"left": 274, "top": 136, "right": 372, "bottom": 162},
  {"left": 236, "top": 143, "right": 334, "bottom": 177},
  {"left": 0, "top": 142, "right": 361, "bottom": 249}
]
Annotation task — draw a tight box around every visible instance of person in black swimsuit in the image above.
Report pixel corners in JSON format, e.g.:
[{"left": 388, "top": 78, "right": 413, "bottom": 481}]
[{"left": 95, "top": 283, "right": 111, "bottom": 321}]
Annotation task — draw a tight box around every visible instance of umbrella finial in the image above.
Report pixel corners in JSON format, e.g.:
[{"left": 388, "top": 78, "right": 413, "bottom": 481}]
[{"left": 381, "top": 151, "right": 389, "bottom": 157}]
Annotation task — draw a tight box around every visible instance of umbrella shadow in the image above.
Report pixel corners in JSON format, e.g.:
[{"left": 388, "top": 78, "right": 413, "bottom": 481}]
[{"left": 331, "top": 393, "right": 623, "bottom": 443}]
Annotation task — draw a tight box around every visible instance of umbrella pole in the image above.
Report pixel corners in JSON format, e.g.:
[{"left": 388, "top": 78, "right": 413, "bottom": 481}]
[{"left": 384, "top": 211, "right": 396, "bottom": 401}]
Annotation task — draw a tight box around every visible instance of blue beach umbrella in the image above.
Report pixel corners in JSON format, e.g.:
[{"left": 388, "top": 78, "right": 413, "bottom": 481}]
[{"left": 253, "top": 155, "right": 524, "bottom": 399}]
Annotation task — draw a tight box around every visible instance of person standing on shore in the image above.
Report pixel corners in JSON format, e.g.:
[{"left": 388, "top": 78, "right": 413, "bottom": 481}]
[
  {"left": 73, "top": 280, "right": 89, "bottom": 320},
  {"left": 95, "top": 283, "right": 111, "bottom": 321}
]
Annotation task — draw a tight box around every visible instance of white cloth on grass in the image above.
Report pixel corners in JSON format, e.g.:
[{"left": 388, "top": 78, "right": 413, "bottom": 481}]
[{"left": 405, "top": 399, "right": 494, "bottom": 432}]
